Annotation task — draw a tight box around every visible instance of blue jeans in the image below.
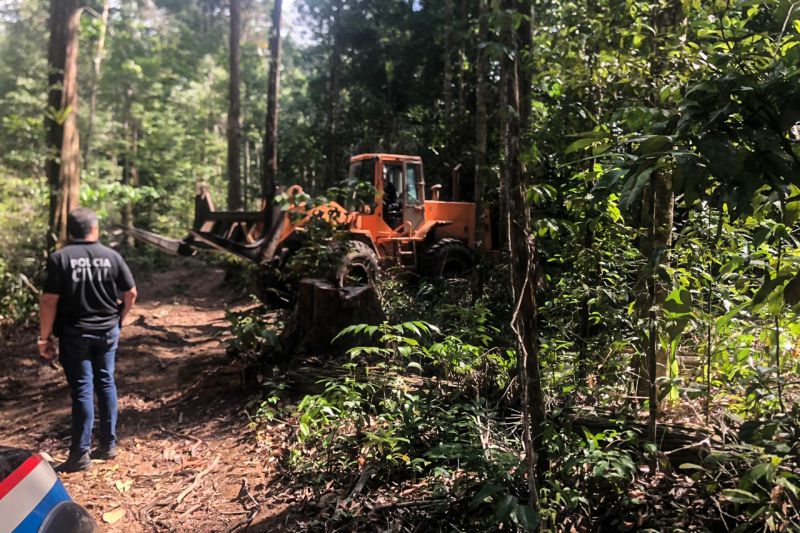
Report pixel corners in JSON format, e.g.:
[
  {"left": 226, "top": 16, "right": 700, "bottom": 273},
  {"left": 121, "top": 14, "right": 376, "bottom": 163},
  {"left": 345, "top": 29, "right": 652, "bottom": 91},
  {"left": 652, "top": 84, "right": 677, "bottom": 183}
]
[{"left": 59, "top": 326, "right": 120, "bottom": 456}]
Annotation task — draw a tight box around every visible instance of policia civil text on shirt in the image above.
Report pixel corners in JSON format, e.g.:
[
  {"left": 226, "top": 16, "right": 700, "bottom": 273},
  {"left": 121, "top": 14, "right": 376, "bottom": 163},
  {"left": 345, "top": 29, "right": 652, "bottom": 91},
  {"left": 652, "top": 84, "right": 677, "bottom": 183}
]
[{"left": 38, "top": 208, "right": 138, "bottom": 473}]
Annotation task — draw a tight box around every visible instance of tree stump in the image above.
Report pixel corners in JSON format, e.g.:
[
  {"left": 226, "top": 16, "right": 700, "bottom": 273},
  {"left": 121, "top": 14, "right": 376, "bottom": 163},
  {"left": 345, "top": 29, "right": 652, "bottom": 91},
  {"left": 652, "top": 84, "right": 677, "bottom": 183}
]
[{"left": 280, "top": 278, "right": 385, "bottom": 355}]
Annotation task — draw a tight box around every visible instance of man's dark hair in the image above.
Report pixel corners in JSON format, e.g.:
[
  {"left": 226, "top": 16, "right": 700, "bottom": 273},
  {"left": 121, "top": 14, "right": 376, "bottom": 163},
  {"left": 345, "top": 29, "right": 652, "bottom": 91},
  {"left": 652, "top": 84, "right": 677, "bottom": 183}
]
[{"left": 67, "top": 208, "right": 99, "bottom": 240}]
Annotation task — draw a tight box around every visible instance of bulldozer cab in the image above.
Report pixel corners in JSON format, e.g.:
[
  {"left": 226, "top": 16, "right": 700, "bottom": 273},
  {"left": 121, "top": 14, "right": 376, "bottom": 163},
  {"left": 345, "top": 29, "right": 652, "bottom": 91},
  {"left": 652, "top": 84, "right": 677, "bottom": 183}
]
[{"left": 349, "top": 154, "right": 425, "bottom": 235}]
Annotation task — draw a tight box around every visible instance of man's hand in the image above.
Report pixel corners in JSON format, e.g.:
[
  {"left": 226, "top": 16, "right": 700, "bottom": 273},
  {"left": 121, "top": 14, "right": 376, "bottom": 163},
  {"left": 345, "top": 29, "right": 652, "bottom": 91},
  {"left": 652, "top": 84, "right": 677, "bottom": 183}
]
[
  {"left": 37, "top": 335, "right": 58, "bottom": 360},
  {"left": 120, "top": 287, "right": 137, "bottom": 326},
  {"left": 39, "top": 292, "right": 59, "bottom": 361}
]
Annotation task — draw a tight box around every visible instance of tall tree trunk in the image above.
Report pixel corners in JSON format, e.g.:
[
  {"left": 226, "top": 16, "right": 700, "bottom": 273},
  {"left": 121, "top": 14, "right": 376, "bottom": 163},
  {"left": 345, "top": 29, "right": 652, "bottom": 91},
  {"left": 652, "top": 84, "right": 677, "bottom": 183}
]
[
  {"left": 635, "top": 169, "right": 674, "bottom": 421},
  {"left": 442, "top": 0, "right": 453, "bottom": 126},
  {"left": 82, "top": 0, "right": 109, "bottom": 172},
  {"left": 502, "top": 0, "right": 545, "bottom": 511},
  {"left": 243, "top": 136, "right": 251, "bottom": 210},
  {"left": 45, "top": 0, "right": 81, "bottom": 247},
  {"left": 634, "top": 3, "right": 679, "bottom": 442},
  {"left": 516, "top": 0, "right": 532, "bottom": 131},
  {"left": 456, "top": 0, "right": 466, "bottom": 112},
  {"left": 227, "top": 0, "right": 243, "bottom": 210},
  {"left": 325, "top": 0, "right": 343, "bottom": 188},
  {"left": 261, "top": 0, "right": 282, "bottom": 206},
  {"left": 126, "top": 120, "right": 139, "bottom": 246},
  {"left": 473, "top": 0, "right": 489, "bottom": 270},
  {"left": 120, "top": 88, "right": 135, "bottom": 245}
]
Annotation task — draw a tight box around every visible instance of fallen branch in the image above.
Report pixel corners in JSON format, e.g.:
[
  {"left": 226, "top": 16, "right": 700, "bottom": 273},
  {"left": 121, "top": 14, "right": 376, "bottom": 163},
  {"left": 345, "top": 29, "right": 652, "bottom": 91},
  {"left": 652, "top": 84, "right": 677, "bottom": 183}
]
[
  {"left": 159, "top": 425, "right": 204, "bottom": 444},
  {"left": 558, "top": 408, "right": 718, "bottom": 464},
  {"left": 176, "top": 455, "right": 220, "bottom": 504},
  {"left": 343, "top": 464, "right": 376, "bottom": 504},
  {"left": 368, "top": 496, "right": 450, "bottom": 514},
  {"left": 226, "top": 508, "right": 259, "bottom": 533}
]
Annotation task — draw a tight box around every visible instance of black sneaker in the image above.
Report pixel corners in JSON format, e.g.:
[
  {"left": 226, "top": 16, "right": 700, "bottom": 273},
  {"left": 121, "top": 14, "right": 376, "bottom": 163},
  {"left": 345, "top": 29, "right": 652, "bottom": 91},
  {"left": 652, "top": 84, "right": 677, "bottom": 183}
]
[
  {"left": 55, "top": 452, "right": 91, "bottom": 473},
  {"left": 90, "top": 445, "right": 118, "bottom": 460}
]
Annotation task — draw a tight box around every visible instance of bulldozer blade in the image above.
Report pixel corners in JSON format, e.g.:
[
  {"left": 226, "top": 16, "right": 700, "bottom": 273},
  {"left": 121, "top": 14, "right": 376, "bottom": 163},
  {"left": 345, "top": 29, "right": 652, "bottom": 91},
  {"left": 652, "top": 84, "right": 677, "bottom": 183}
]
[
  {"left": 189, "top": 205, "right": 287, "bottom": 265},
  {"left": 117, "top": 226, "right": 197, "bottom": 257}
]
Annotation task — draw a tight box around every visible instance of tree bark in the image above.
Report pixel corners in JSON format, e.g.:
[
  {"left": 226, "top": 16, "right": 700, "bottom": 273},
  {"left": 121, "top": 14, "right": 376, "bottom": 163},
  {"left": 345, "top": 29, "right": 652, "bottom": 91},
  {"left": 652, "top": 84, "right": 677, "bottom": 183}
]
[
  {"left": 280, "top": 279, "right": 386, "bottom": 355},
  {"left": 501, "top": 0, "right": 545, "bottom": 511},
  {"left": 121, "top": 88, "right": 138, "bottom": 246},
  {"left": 227, "top": 0, "right": 243, "bottom": 210},
  {"left": 45, "top": 0, "right": 81, "bottom": 248},
  {"left": 261, "top": 0, "right": 282, "bottom": 206},
  {"left": 325, "top": 0, "right": 343, "bottom": 188},
  {"left": 82, "top": 0, "right": 109, "bottom": 172},
  {"left": 456, "top": 0, "right": 466, "bottom": 112},
  {"left": 442, "top": 0, "right": 453, "bottom": 126},
  {"left": 635, "top": 168, "right": 674, "bottom": 413},
  {"left": 516, "top": 0, "right": 532, "bottom": 132},
  {"left": 473, "top": 0, "right": 489, "bottom": 255},
  {"left": 243, "top": 136, "right": 251, "bottom": 210}
]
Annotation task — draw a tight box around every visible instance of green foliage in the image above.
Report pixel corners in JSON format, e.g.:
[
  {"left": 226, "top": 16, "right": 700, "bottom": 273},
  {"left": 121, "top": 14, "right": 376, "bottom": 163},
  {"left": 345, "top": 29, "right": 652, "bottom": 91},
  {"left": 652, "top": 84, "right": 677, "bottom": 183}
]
[
  {"left": 290, "top": 320, "right": 529, "bottom": 529},
  {"left": 226, "top": 304, "right": 281, "bottom": 362},
  {"left": 272, "top": 186, "right": 362, "bottom": 285},
  {"left": 0, "top": 176, "right": 47, "bottom": 330},
  {"left": 679, "top": 408, "right": 800, "bottom": 531}
]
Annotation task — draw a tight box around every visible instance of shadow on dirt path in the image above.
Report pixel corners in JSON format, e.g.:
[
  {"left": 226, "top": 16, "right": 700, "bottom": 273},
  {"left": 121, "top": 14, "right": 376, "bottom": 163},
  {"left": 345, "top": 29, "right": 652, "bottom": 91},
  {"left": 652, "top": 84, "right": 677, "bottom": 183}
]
[{"left": 0, "top": 260, "right": 295, "bottom": 531}]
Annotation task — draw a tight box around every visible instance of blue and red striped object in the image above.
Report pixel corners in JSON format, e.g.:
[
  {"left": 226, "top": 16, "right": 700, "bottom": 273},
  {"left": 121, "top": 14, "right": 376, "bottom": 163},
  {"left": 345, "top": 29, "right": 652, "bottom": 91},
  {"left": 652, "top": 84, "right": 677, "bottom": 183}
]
[{"left": 0, "top": 454, "right": 75, "bottom": 533}]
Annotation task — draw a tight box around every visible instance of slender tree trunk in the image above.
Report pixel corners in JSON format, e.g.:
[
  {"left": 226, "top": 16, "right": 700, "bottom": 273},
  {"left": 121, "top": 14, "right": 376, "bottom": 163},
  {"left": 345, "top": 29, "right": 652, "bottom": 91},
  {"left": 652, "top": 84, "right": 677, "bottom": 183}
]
[
  {"left": 456, "top": 0, "right": 466, "bottom": 112},
  {"left": 243, "top": 136, "right": 250, "bottom": 210},
  {"left": 82, "top": 0, "right": 109, "bottom": 172},
  {"left": 261, "top": 0, "right": 282, "bottom": 205},
  {"left": 474, "top": 0, "right": 489, "bottom": 238},
  {"left": 634, "top": 168, "right": 673, "bottom": 442},
  {"left": 472, "top": 0, "right": 489, "bottom": 300},
  {"left": 325, "top": 0, "right": 343, "bottom": 188},
  {"left": 442, "top": 0, "right": 453, "bottom": 126},
  {"left": 125, "top": 120, "right": 139, "bottom": 247},
  {"left": 576, "top": 222, "right": 593, "bottom": 385},
  {"left": 502, "top": 0, "right": 544, "bottom": 511},
  {"left": 121, "top": 88, "right": 133, "bottom": 243},
  {"left": 45, "top": 0, "right": 81, "bottom": 247},
  {"left": 633, "top": 5, "right": 678, "bottom": 448},
  {"left": 227, "top": 0, "right": 243, "bottom": 210},
  {"left": 516, "top": 0, "right": 532, "bottom": 130}
]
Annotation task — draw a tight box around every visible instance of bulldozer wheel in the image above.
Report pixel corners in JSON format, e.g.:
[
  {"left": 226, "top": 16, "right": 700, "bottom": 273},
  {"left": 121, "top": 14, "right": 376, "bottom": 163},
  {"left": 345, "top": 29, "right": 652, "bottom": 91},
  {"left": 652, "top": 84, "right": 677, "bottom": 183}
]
[
  {"left": 336, "top": 241, "right": 380, "bottom": 287},
  {"left": 425, "top": 238, "right": 474, "bottom": 279}
]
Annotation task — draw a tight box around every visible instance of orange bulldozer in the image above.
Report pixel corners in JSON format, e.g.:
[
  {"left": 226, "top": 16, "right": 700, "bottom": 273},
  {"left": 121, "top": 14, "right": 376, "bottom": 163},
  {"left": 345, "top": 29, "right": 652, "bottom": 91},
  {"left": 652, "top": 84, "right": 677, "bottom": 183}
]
[{"left": 124, "top": 153, "right": 494, "bottom": 286}]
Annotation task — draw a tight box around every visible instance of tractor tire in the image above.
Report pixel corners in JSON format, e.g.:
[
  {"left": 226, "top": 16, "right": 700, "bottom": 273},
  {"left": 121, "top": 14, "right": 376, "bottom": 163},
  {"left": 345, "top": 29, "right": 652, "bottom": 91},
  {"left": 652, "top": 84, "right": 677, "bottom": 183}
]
[
  {"left": 424, "top": 238, "right": 474, "bottom": 279},
  {"left": 336, "top": 240, "right": 380, "bottom": 287}
]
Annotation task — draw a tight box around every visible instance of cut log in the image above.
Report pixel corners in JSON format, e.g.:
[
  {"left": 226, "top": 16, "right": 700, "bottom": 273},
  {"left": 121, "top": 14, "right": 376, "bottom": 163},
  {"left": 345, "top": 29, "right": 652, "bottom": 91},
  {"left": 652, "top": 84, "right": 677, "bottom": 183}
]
[
  {"left": 279, "top": 279, "right": 385, "bottom": 355},
  {"left": 557, "top": 408, "right": 720, "bottom": 466}
]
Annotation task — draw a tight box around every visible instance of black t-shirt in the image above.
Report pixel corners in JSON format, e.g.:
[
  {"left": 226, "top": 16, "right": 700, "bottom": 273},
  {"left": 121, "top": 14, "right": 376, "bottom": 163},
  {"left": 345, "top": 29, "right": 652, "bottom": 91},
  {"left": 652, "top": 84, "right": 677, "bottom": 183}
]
[{"left": 43, "top": 240, "right": 136, "bottom": 333}]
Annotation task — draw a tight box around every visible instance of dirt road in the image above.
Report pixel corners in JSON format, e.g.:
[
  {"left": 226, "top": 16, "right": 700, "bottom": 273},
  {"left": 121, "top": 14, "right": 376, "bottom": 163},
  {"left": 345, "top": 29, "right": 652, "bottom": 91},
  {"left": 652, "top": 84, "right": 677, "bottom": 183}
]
[{"left": 0, "top": 263, "right": 296, "bottom": 531}]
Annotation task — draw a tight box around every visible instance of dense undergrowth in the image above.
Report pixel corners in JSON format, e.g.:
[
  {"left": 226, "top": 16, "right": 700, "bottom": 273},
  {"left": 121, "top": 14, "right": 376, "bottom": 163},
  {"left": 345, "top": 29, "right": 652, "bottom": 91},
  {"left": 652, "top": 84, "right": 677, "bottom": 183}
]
[{"left": 228, "top": 263, "right": 799, "bottom": 531}]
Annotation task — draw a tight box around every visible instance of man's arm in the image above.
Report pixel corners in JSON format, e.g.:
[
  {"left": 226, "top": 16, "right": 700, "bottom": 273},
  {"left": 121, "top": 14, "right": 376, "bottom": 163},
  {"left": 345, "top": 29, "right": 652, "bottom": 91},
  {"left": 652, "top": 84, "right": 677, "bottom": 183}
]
[
  {"left": 120, "top": 287, "right": 137, "bottom": 325},
  {"left": 39, "top": 293, "right": 59, "bottom": 359}
]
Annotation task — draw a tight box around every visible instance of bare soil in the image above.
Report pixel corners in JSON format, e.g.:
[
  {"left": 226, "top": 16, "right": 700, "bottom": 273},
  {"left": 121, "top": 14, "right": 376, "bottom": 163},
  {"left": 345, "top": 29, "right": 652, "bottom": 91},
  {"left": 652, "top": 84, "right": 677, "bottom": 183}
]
[{"left": 0, "top": 262, "right": 299, "bottom": 532}]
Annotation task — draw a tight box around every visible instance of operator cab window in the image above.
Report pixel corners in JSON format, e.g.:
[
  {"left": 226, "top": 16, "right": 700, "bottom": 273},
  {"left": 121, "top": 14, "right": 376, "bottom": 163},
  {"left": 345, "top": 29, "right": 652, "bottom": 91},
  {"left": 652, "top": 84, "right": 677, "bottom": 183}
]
[
  {"left": 348, "top": 159, "right": 378, "bottom": 212},
  {"left": 349, "top": 159, "right": 375, "bottom": 182},
  {"left": 382, "top": 163, "right": 404, "bottom": 228},
  {"left": 406, "top": 164, "right": 422, "bottom": 205}
]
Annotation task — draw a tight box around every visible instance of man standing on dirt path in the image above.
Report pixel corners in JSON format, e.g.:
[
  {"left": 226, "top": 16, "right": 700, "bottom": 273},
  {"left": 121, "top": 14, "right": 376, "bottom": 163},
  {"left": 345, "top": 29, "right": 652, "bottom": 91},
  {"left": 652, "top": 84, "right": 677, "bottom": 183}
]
[{"left": 37, "top": 208, "right": 137, "bottom": 473}]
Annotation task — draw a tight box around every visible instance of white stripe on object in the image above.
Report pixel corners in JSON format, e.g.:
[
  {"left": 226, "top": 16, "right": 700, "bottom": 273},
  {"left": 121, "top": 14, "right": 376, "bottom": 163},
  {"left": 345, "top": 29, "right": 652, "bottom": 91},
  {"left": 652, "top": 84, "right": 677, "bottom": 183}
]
[{"left": 0, "top": 460, "right": 58, "bottom": 533}]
